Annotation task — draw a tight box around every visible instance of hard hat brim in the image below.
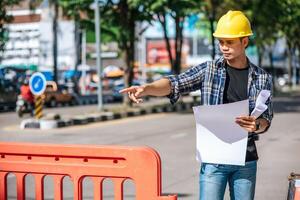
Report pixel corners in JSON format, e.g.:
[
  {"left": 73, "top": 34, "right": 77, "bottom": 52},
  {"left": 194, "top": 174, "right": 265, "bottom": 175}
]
[{"left": 213, "top": 33, "right": 253, "bottom": 38}]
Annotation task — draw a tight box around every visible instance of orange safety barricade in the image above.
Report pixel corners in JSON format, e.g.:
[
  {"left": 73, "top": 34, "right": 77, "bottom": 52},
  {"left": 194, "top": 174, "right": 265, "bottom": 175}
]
[
  {"left": 0, "top": 142, "right": 177, "bottom": 200},
  {"left": 288, "top": 173, "right": 300, "bottom": 200}
]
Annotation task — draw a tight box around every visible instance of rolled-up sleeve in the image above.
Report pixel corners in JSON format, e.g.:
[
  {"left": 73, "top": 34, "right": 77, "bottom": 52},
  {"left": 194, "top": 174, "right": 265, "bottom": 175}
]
[{"left": 165, "top": 62, "right": 207, "bottom": 104}]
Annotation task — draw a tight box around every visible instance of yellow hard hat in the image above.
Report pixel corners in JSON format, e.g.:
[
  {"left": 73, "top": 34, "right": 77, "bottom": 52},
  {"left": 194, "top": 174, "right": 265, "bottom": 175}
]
[{"left": 213, "top": 10, "right": 253, "bottom": 38}]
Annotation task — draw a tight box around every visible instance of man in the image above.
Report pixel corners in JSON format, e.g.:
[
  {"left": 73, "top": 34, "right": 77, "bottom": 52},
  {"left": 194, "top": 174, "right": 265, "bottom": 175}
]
[
  {"left": 120, "top": 10, "right": 273, "bottom": 200},
  {"left": 20, "top": 79, "right": 34, "bottom": 106},
  {"left": 19, "top": 78, "right": 35, "bottom": 115}
]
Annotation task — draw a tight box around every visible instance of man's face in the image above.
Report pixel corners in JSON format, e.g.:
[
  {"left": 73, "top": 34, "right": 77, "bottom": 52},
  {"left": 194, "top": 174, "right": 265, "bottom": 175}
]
[{"left": 218, "top": 37, "right": 248, "bottom": 61}]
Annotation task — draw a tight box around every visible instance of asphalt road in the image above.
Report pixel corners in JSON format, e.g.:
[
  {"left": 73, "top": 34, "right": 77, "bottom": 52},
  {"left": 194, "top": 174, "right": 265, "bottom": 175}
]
[{"left": 0, "top": 95, "right": 300, "bottom": 199}]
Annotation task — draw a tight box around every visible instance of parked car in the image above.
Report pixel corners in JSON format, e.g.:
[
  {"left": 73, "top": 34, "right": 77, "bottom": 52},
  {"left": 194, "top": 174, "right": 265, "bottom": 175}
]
[
  {"left": 0, "top": 81, "right": 18, "bottom": 111},
  {"left": 43, "top": 81, "right": 76, "bottom": 107}
]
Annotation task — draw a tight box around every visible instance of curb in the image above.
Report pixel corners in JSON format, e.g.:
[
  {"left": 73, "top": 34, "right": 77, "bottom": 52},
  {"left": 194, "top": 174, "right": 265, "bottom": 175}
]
[{"left": 21, "top": 100, "right": 195, "bottom": 129}]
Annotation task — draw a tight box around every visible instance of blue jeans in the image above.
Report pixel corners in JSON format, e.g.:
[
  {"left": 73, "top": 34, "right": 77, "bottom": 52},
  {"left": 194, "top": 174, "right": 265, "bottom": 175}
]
[{"left": 199, "top": 161, "right": 257, "bottom": 200}]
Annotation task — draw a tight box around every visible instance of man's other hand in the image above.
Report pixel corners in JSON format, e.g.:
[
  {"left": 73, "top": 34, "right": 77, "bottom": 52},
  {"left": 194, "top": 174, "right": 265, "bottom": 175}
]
[{"left": 235, "top": 116, "right": 256, "bottom": 133}]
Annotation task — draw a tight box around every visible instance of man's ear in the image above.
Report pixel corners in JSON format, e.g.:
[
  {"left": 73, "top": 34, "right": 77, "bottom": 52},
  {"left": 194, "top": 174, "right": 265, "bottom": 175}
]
[{"left": 242, "top": 37, "right": 249, "bottom": 48}]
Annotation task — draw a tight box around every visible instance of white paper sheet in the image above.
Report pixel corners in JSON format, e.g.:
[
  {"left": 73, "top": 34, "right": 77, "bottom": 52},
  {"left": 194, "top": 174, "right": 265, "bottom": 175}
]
[
  {"left": 251, "top": 90, "right": 270, "bottom": 118},
  {"left": 193, "top": 100, "right": 249, "bottom": 166}
]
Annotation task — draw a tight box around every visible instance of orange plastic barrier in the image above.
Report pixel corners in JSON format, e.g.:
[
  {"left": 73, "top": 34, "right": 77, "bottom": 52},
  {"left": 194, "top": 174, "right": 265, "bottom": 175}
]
[
  {"left": 296, "top": 187, "right": 300, "bottom": 200},
  {"left": 0, "top": 142, "right": 177, "bottom": 200},
  {"left": 288, "top": 173, "right": 300, "bottom": 200}
]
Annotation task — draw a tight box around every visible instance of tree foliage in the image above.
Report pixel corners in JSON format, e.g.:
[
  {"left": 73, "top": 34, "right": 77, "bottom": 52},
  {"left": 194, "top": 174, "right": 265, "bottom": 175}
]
[
  {"left": 98, "top": 0, "right": 150, "bottom": 105},
  {"left": 201, "top": 0, "right": 227, "bottom": 60},
  {"left": 278, "top": 0, "right": 300, "bottom": 85},
  {"left": 0, "top": 0, "right": 21, "bottom": 57},
  {"left": 2, "top": 0, "right": 300, "bottom": 88},
  {"left": 59, "top": 0, "right": 94, "bottom": 73},
  {"left": 131, "top": 0, "right": 203, "bottom": 74}
]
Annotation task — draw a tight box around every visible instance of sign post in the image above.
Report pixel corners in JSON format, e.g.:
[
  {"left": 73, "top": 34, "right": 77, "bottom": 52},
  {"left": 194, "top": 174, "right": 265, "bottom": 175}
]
[{"left": 29, "top": 72, "right": 47, "bottom": 119}]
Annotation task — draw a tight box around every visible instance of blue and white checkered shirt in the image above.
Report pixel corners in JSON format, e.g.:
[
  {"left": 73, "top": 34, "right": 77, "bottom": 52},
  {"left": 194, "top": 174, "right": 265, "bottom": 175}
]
[{"left": 166, "top": 56, "right": 273, "bottom": 124}]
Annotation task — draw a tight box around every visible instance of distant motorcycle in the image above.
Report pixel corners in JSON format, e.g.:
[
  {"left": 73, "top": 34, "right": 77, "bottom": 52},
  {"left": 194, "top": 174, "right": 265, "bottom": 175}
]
[{"left": 16, "top": 95, "right": 34, "bottom": 118}]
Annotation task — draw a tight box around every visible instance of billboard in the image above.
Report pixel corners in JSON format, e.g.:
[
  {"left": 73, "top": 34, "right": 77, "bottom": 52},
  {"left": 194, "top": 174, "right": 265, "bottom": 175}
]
[{"left": 146, "top": 39, "right": 190, "bottom": 68}]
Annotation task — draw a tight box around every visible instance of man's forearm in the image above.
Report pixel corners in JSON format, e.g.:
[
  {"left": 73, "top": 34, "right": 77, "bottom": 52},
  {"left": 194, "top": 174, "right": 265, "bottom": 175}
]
[{"left": 143, "top": 78, "right": 171, "bottom": 97}]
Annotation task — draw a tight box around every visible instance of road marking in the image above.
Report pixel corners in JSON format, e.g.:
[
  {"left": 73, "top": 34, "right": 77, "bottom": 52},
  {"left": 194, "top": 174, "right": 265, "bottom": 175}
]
[
  {"left": 3, "top": 125, "right": 23, "bottom": 131},
  {"left": 170, "top": 132, "right": 188, "bottom": 139},
  {"left": 1, "top": 113, "right": 173, "bottom": 134}
]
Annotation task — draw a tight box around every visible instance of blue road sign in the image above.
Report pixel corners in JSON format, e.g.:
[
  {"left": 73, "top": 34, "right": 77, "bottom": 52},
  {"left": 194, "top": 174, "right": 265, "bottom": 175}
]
[{"left": 29, "top": 72, "right": 47, "bottom": 96}]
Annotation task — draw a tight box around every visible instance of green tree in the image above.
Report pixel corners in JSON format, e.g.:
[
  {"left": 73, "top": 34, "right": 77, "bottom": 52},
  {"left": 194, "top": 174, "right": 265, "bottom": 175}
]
[
  {"left": 201, "top": 0, "right": 223, "bottom": 60},
  {"left": 251, "top": 0, "right": 283, "bottom": 90},
  {"left": 60, "top": 0, "right": 94, "bottom": 71},
  {"left": 59, "top": 0, "right": 94, "bottom": 92},
  {"left": 0, "top": 0, "right": 21, "bottom": 61},
  {"left": 30, "top": 0, "right": 87, "bottom": 83},
  {"left": 211, "top": 0, "right": 282, "bottom": 74},
  {"left": 46, "top": 0, "right": 140, "bottom": 100},
  {"left": 278, "top": 0, "right": 300, "bottom": 86},
  {"left": 200, "top": 0, "right": 250, "bottom": 60},
  {"left": 132, "top": 0, "right": 203, "bottom": 74},
  {"left": 243, "top": 0, "right": 282, "bottom": 69},
  {"left": 99, "top": 0, "right": 151, "bottom": 105},
  {"left": 30, "top": 0, "right": 60, "bottom": 82},
  {"left": 32, "top": 0, "right": 98, "bottom": 84}
]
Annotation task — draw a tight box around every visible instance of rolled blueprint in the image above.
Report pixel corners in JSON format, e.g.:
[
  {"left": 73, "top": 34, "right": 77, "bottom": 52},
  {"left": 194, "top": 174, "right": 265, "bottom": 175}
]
[{"left": 250, "top": 90, "right": 270, "bottom": 118}]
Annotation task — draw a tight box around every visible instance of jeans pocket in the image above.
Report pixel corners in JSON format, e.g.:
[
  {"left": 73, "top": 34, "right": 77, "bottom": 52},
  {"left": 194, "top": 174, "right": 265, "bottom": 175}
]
[
  {"left": 245, "top": 160, "right": 257, "bottom": 170},
  {"left": 201, "top": 163, "right": 220, "bottom": 176}
]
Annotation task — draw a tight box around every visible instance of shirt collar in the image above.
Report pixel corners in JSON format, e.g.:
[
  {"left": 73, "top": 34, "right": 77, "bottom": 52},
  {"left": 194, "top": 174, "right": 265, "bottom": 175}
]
[
  {"left": 215, "top": 56, "right": 226, "bottom": 69},
  {"left": 248, "top": 60, "right": 260, "bottom": 76},
  {"left": 216, "top": 56, "right": 260, "bottom": 76}
]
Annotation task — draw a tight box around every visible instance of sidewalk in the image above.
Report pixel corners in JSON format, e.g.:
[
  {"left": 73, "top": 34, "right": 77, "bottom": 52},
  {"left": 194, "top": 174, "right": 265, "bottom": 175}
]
[{"left": 21, "top": 96, "right": 196, "bottom": 129}]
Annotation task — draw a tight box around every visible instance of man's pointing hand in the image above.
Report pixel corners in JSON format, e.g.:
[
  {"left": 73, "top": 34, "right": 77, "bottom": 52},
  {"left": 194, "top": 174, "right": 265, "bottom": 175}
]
[{"left": 119, "top": 85, "right": 146, "bottom": 104}]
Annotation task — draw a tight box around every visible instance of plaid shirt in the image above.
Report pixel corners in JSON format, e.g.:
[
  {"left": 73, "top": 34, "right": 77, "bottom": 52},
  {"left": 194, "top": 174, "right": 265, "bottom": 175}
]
[{"left": 166, "top": 56, "right": 273, "bottom": 125}]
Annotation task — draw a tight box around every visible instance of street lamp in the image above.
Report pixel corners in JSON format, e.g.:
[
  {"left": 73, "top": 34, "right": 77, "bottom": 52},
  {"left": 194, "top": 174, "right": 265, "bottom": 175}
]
[{"left": 90, "top": 0, "right": 103, "bottom": 110}]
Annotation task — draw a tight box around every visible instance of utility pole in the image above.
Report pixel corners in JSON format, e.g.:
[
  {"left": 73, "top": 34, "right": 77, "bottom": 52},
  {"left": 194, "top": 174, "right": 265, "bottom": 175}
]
[
  {"left": 94, "top": 0, "right": 103, "bottom": 110},
  {"left": 81, "top": 29, "right": 87, "bottom": 95},
  {"left": 52, "top": 0, "right": 58, "bottom": 83}
]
